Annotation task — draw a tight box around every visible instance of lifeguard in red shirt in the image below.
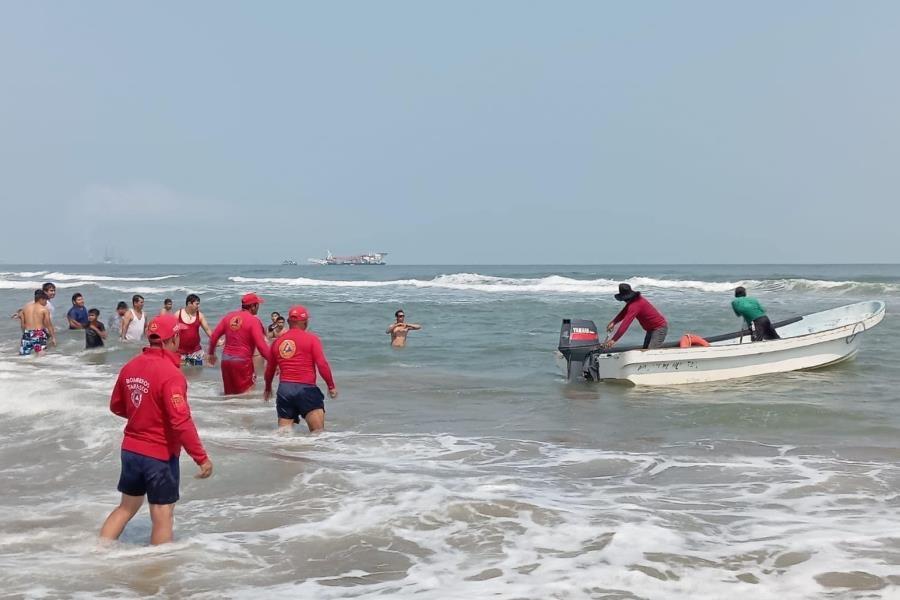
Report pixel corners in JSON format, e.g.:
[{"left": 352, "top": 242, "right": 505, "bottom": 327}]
[
  {"left": 602, "top": 283, "right": 669, "bottom": 350},
  {"left": 206, "top": 292, "right": 271, "bottom": 395},
  {"left": 99, "top": 314, "right": 213, "bottom": 546},
  {"left": 263, "top": 305, "right": 337, "bottom": 432}
]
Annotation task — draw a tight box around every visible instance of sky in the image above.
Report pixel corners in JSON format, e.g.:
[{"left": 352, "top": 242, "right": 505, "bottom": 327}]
[{"left": 1, "top": 1, "right": 898, "bottom": 264}]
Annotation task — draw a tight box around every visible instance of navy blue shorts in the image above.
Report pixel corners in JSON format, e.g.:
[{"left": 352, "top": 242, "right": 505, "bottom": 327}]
[
  {"left": 117, "top": 450, "right": 180, "bottom": 505},
  {"left": 276, "top": 382, "right": 325, "bottom": 423}
]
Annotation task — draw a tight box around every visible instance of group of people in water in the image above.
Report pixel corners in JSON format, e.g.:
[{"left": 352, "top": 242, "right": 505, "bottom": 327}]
[
  {"left": 600, "top": 282, "right": 780, "bottom": 350},
  {"left": 13, "top": 278, "right": 775, "bottom": 547},
  {"left": 9, "top": 282, "right": 417, "bottom": 544}
]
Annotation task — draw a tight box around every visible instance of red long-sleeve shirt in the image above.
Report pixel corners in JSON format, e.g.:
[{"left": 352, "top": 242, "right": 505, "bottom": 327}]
[
  {"left": 264, "top": 329, "right": 335, "bottom": 392},
  {"left": 207, "top": 309, "right": 271, "bottom": 361},
  {"left": 611, "top": 295, "right": 668, "bottom": 342},
  {"left": 110, "top": 347, "right": 208, "bottom": 465}
]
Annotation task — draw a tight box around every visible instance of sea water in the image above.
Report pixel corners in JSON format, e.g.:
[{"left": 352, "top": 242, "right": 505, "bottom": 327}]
[{"left": 1, "top": 264, "right": 898, "bottom": 599}]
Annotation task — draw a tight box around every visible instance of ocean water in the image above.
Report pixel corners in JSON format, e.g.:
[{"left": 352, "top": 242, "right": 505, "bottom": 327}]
[{"left": 0, "top": 264, "right": 898, "bottom": 599}]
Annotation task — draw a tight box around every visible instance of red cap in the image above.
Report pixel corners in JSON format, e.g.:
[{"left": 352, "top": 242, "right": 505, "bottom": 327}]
[
  {"left": 147, "top": 314, "right": 186, "bottom": 341},
  {"left": 288, "top": 305, "right": 309, "bottom": 321},
  {"left": 241, "top": 292, "right": 265, "bottom": 305}
]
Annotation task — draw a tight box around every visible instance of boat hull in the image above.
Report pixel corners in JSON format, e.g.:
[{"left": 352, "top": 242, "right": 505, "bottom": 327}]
[{"left": 588, "top": 301, "right": 885, "bottom": 386}]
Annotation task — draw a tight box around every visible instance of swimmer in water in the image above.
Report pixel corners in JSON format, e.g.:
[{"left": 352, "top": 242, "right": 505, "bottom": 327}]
[
  {"left": 159, "top": 298, "right": 174, "bottom": 316},
  {"left": 19, "top": 289, "right": 56, "bottom": 355},
  {"left": 386, "top": 309, "right": 422, "bottom": 348}
]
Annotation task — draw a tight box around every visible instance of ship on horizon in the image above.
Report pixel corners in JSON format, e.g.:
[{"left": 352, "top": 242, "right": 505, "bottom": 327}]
[{"left": 308, "top": 250, "right": 388, "bottom": 266}]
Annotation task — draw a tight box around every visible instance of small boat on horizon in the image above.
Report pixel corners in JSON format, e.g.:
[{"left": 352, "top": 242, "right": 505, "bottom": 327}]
[{"left": 558, "top": 301, "right": 886, "bottom": 385}]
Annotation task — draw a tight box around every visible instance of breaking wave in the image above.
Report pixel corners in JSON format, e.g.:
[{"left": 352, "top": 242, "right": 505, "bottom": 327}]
[
  {"left": 229, "top": 274, "right": 900, "bottom": 295},
  {"left": 41, "top": 272, "right": 180, "bottom": 282},
  {"left": 0, "top": 272, "right": 184, "bottom": 294}
]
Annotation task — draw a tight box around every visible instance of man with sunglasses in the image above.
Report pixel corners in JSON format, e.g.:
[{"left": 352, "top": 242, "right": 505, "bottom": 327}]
[{"left": 386, "top": 309, "right": 422, "bottom": 348}]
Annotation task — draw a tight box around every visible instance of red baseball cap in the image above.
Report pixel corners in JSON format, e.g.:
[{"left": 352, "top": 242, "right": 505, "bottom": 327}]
[
  {"left": 147, "top": 314, "right": 186, "bottom": 341},
  {"left": 241, "top": 292, "right": 265, "bottom": 305},
  {"left": 288, "top": 305, "right": 309, "bottom": 321}
]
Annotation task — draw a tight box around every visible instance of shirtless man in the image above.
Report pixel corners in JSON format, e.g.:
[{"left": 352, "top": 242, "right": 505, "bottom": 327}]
[
  {"left": 386, "top": 310, "right": 422, "bottom": 348},
  {"left": 19, "top": 289, "right": 56, "bottom": 355},
  {"left": 159, "top": 298, "right": 174, "bottom": 316}
]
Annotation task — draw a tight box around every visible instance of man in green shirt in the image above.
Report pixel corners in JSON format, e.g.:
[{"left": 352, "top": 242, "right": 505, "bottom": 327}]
[{"left": 732, "top": 287, "right": 780, "bottom": 341}]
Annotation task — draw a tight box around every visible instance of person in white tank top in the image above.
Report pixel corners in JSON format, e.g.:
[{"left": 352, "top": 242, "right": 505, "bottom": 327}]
[{"left": 120, "top": 295, "right": 147, "bottom": 341}]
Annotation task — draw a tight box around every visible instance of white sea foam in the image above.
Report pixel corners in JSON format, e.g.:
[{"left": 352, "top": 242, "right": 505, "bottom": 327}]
[
  {"left": 0, "top": 278, "right": 188, "bottom": 294},
  {"left": 42, "top": 272, "right": 181, "bottom": 282},
  {"left": 229, "top": 273, "right": 900, "bottom": 295}
]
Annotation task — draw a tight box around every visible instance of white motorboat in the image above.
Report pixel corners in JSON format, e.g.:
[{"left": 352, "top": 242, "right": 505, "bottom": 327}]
[{"left": 558, "top": 301, "right": 886, "bottom": 386}]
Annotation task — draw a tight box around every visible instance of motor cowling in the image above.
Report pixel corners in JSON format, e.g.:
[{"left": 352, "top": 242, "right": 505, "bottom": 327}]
[{"left": 558, "top": 319, "right": 602, "bottom": 380}]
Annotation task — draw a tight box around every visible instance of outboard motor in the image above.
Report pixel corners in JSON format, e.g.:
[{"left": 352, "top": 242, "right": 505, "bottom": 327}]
[{"left": 558, "top": 319, "right": 602, "bottom": 381}]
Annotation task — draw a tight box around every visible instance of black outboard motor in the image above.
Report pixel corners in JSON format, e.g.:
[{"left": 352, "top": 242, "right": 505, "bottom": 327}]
[{"left": 558, "top": 319, "right": 602, "bottom": 381}]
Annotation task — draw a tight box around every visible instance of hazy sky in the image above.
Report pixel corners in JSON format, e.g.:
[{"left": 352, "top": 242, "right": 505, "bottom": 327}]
[{"left": 1, "top": 2, "right": 898, "bottom": 264}]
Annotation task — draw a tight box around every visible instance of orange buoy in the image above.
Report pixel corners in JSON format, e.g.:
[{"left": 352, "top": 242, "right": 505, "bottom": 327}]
[{"left": 679, "top": 333, "right": 710, "bottom": 348}]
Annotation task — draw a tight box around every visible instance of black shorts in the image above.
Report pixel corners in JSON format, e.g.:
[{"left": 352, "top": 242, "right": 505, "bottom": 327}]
[
  {"left": 117, "top": 450, "right": 180, "bottom": 505},
  {"left": 276, "top": 382, "right": 325, "bottom": 423}
]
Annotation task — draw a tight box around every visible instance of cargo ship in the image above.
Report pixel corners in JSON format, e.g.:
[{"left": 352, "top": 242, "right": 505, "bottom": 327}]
[{"left": 308, "top": 251, "right": 387, "bottom": 266}]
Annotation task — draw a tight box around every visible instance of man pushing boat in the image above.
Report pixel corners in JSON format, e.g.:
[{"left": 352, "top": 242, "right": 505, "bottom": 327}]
[{"left": 601, "top": 283, "right": 669, "bottom": 350}]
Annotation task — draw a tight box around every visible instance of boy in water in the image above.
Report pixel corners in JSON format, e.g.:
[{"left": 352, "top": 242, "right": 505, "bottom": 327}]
[
  {"left": 67, "top": 293, "right": 90, "bottom": 329},
  {"left": 86, "top": 308, "right": 108, "bottom": 349},
  {"left": 270, "top": 316, "right": 286, "bottom": 339},
  {"left": 108, "top": 301, "right": 128, "bottom": 333},
  {"left": 267, "top": 312, "right": 282, "bottom": 338},
  {"left": 159, "top": 298, "right": 174, "bottom": 316}
]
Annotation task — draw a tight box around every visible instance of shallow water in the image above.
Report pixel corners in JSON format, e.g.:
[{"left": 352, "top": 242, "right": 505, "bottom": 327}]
[{"left": 1, "top": 264, "right": 898, "bottom": 599}]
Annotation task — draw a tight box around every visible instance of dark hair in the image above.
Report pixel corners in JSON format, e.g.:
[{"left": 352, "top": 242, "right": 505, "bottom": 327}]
[
  {"left": 271, "top": 311, "right": 281, "bottom": 318},
  {"left": 34, "top": 289, "right": 48, "bottom": 301},
  {"left": 734, "top": 286, "right": 747, "bottom": 298},
  {"left": 395, "top": 309, "right": 405, "bottom": 318},
  {"left": 186, "top": 294, "right": 200, "bottom": 305},
  {"left": 276, "top": 316, "right": 285, "bottom": 323},
  {"left": 164, "top": 298, "right": 173, "bottom": 305},
  {"left": 132, "top": 294, "right": 144, "bottom": 304},
  {"left": 116, "top": 301, "right": 128, "bottom": 310},
  {"left": 72, "top": 293, "right": 83, "bottom": 303},
  {"left": 88, "top": 308, "right": 100, "bottom": 317},
  {"left": 42, "top": 282, "right": 56, "bottom": 292}
]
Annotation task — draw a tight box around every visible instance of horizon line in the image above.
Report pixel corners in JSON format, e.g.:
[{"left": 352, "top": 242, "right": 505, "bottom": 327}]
[{"left": 2, "top": 262, "right": 900, "bottom": 267}]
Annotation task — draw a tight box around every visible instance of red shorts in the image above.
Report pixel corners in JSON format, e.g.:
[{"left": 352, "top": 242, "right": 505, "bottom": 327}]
[{"left": 221, "top": 358, "right": 256, "bottom": 395}]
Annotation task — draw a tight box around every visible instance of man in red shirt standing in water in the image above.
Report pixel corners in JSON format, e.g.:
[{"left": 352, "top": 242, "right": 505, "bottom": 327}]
[
  {"left": 99, "top": 314, "right": 213, "bottom": 545},
  {"left": 601, "top": 283, "right": 669, "bottom": 350},
  {"left": 263, "top": 305, "right": 337, "bottom": 432},
  {"left": 206, "top": 292, "right": 271, "bottom": 395}
]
